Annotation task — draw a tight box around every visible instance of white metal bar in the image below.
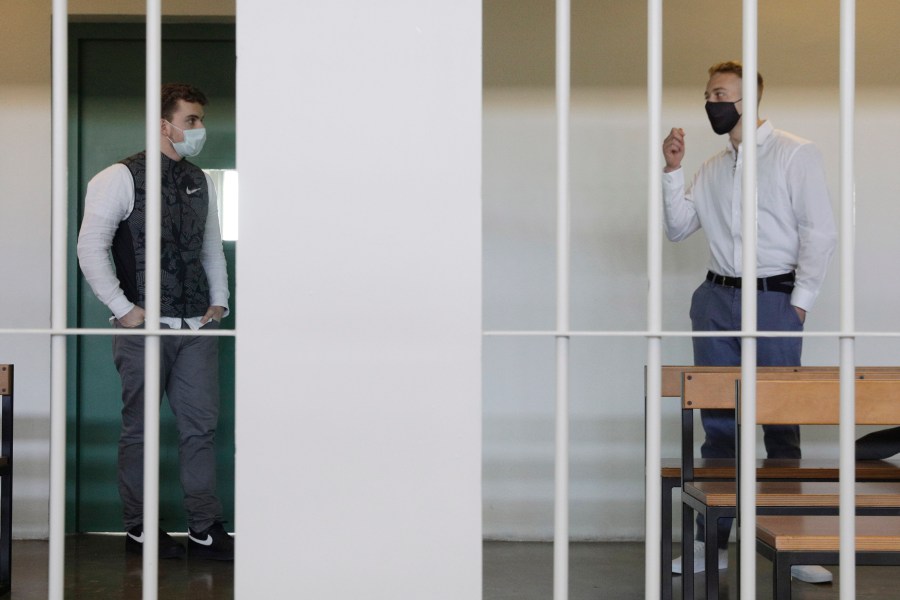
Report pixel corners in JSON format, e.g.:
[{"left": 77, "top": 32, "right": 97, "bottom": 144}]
[
  {"left": 644, "top": 341, "right": 662, "bottom": 599},
  {"left": 13, "top": 327, "right": 900, "bottom": 338},
  {"left": 554, "top": 1, "right": 570, "bottom": 599},
  {"left": 555, "top": 0, "right": 570, "bottom": 336},
  {"left": 143, "top": 1, "right": 162, "bottom": 597},
  {"left": 49, "top": 3, "right": 68, "bottom": 597},
  {"left": 839, "top": 1, "right": 857, "bottom": 597},
  {"left": 483, "top": 330, "right": 900, "bottom": 338},
  {"left": 21, "top": 326, "right": 900, "bottom": 339},
  {"left": 554, "top": 338, "right": 569, "bottom": 600},
  {"left": 740, "top": 1, "right": 759, "bottom": 597},
  {"left": 0, "top": 328, "right": 235, "bottom": 337},
  {"left": 839, "top": 340, "right": 855, "bottom": 598},
  {"left": 644, "top": 0, "right": 663, "bottom": 598},
  {"left": 23, "top": 325, "right": 900, "bottom": 338}
]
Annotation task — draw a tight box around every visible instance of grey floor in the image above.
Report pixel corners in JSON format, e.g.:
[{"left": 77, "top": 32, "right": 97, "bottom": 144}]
[
  {"left": 6, "top": 538, "right": 900, "bottom": 598},
  {"left": 484, "top": 542, "right": 900, "bottom": 599},
  {"left": 10, "top": 535, "right": 232, "bottom": 599}
]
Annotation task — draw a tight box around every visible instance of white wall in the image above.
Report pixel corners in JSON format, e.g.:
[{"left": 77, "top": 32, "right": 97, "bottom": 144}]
[
  {"left": 0, "top": 0, "right": 53, "bottom": 539},
  {"left": 235, "top": 2, "right": 482, "bottom": 598},
  {"left": 483, "top": 87, "right": 900, "bottom": 541}
]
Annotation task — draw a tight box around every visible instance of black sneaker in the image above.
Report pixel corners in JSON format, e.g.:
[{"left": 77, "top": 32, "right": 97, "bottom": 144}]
[
  {"left": 188, "top": 522, "right": 234, "bottom": 561},
  {"left": 125, "top": 526, "right": 186, "bottom": 559}
]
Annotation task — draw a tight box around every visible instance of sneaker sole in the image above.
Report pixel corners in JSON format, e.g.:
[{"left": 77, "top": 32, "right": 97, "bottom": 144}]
[{"left": 792, "top": 573, "right": 833, "bottom": 584}]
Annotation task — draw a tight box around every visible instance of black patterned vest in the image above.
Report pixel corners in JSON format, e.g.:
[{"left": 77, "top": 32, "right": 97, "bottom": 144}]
[{"left": 112, "top": 151, "right": 211, "bottom": 318}]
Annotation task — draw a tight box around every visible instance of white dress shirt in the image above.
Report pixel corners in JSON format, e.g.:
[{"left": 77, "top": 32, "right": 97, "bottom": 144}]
[
  {"left": 77, "top": 162, "right": 230, "bottom": 330},
  {"left": 662, "top": 121, "right": 837, "bottom": 312}
]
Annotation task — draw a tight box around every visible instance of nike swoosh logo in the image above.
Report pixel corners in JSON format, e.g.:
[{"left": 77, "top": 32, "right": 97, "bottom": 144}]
[
  {"left": 189, "top": 534, "right": 213, "bottom": 546},
  {"left": 127, "top": 532, "right": 145, "bottom": 543},
  {"left": 186, "top": 187, "right": 202, "bottom": 195}
]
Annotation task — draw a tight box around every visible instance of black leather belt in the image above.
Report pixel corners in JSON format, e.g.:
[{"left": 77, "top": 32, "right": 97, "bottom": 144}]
[{"left": 706, "top": 270, "right": 795, "bottom": 294}]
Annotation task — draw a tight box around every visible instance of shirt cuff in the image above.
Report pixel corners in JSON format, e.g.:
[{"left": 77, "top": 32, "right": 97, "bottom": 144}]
[
  {"left": 109, "top": 297, "right": 135, "bottom": 321},
  {"left": 662, "top": 167, "right": 684, "bottom": 188},
  {"left": 210, "top": 297, "right": 230, "bottom": 319},
  {"left": 790, "top": 286, "right": 818, "bottom": 313}
]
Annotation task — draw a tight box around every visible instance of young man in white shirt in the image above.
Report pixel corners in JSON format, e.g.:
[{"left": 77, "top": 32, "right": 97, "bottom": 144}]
[{"left": 662, "top": 61, "right": 837, "bottom": 583}]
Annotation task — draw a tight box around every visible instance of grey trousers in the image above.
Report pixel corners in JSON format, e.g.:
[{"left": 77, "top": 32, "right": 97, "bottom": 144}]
[{"left": 113, "top": 319, "right": 223, "bottom": 532}]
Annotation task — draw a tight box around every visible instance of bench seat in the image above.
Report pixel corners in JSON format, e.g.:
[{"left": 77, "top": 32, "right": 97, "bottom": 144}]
[
  {"left": 757, "top": 516, "right": 900, "bottom": 599},
  {"left": 687, "top": 481, "right": 900, "bottom": 508}
]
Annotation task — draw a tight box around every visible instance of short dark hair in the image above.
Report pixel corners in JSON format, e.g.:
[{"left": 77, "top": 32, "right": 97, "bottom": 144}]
[
  {"left": 708, "top": 61, "right": 764, "bottom": 101},
  {"left": 161, "top": 83, "right": 208, "bottom": 121}
]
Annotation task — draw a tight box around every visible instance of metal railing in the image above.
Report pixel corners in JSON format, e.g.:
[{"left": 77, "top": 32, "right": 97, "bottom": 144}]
[{"left": 484, "top": 1, "right": 860, "bottom": 599}]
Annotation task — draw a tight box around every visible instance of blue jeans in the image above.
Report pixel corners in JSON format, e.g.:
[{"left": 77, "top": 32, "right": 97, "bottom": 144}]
[{"left": 690, "top": 280, "right": 804, "bottom": 548}]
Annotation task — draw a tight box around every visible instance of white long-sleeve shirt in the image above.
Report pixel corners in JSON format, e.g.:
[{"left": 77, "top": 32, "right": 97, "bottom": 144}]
[
  {"left": 77, "top": 161, "right": 230, "bottom": 330},
  {"left": 662, "top": 121, "right": 837, "bottom": 312}
]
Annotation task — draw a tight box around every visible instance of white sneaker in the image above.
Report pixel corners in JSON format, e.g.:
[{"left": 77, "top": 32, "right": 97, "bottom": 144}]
[
  {"left": 791, "top": 564, "right": 833, "bottom": 583},
  {"left": 672, "top": 540, "right": 728, "bottom": 574}
]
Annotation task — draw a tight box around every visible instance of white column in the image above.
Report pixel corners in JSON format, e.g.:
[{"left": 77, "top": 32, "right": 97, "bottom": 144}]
[
  {"left": 739, "top": 1, "right": 759, "bottom": 597},
  {"left": 234, "top": 2, "right": 482, "bottom": 598},
  {"left": 839, "top": 1, "right": 857, "bottom": 597}
]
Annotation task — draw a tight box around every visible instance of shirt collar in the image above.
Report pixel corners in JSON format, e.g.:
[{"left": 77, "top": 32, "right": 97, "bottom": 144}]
[{"left": 727, "top": 120, "right": 774, "bottom": 155}]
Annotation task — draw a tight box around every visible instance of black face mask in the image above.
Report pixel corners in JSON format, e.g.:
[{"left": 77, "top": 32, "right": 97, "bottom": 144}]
[{"left": 705, "top": 99, "right": 742, "bottom": 135}]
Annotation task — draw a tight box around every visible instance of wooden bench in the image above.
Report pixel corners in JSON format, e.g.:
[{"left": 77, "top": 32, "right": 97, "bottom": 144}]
[
  {"left": 757, "top": 516, "right": 900, "bottom": 599},
  {"left": 685, "top": 480, "right": 900, "bottom": 590},
  {"left": 659, "top": 457, "right": 900, "bottom": 600},
  {"left": 683, "top": 370, "right": 900, "bottom": 600},
  {"left": 0, "top": 365, "right": 13, "bottom": 595},
  {"left": 747, "top": 378, "right": 900, "bottom": 599},
  {"left": 657, "top": 366, "right": 900, "bottom": 600}
]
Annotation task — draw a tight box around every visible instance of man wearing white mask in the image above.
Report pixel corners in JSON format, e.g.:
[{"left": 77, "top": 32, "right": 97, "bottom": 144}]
[
  {"left": 77, "top": 83, "right": 233, "bottom": 561},
  {"left": 662, "top": 62, "right": 837, "bottom": 584}
]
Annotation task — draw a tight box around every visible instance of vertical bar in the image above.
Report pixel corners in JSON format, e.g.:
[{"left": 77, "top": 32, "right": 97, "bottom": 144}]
[
  {"left": 143, "top": 1, "right": 162, "bottom": 598},
  {"left": 644, "top": 342, "right": 662, "bottom": 599},
  {"left": 739, "top": 1, "right": 759, "bottom": 598},
  {"left": 554, "top": 339, "right": 569, "bottom": 600},
  {"left": 839, "top": 1, "right": 856, "bottom": 598},
  {"left": 644, "top": 1, "right": 663, "bottom": 598},
  {"left": 49, "top": 1, "right": 69, "bottom": 598},
  {"left": 554, "top": 1, "right": 570, "bottom": 599}
]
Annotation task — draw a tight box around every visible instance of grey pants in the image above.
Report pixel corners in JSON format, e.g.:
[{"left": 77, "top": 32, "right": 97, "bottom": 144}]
[{"left": 113, "top": 319, "right": 223, "bottom": 532}]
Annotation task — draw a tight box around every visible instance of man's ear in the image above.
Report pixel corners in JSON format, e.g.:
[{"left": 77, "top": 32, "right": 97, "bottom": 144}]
[{"left": 160, "top": 119, "right": 169, "bottom": 136}]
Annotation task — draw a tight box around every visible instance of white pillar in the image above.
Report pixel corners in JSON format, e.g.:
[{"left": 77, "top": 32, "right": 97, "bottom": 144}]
[{"left": 234, "top": 3, "right": 483, "bottom": 598}]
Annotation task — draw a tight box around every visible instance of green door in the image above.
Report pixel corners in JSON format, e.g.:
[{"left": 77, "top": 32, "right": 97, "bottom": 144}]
[{"left": 68, "top": 23, "right": 236, "bottom": 532}]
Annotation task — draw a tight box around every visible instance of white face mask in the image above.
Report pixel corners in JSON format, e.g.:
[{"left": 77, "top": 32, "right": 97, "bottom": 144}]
[{"left": 166, "top": 121, "right": 207, "bottom": 157}]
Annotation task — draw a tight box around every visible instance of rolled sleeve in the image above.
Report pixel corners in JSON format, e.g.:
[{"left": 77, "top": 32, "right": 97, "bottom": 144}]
[
  {"left": 77, "top": 164, "right": 136, "bottom": 319},
  {"left": 662, "top": 167, "right": 701, "bottom": 242},
  {"left": 201, "top": 173, "right": 231, "bottom": 317},
  {"left": 787, "top": 144, "right": 837, "bottom": 312}
]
